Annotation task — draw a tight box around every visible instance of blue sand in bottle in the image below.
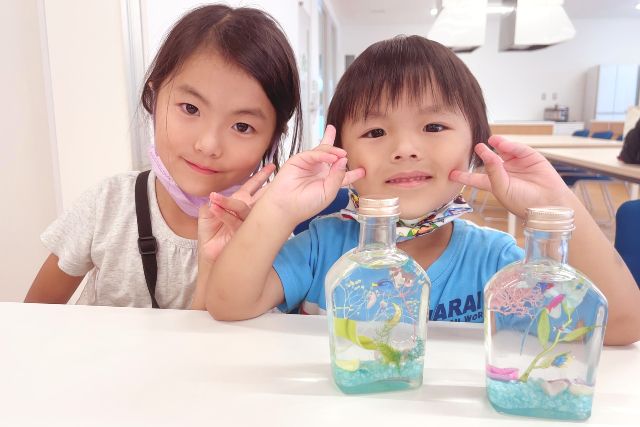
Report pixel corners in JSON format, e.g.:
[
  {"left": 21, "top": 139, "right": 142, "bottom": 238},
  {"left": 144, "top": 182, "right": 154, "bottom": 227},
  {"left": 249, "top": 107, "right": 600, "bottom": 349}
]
[
  {"left": 332, "top": 359, "right": 424, "bottom": 394},
  {"left": 486, "top": 377, "right": 593, "bottom": 420}
]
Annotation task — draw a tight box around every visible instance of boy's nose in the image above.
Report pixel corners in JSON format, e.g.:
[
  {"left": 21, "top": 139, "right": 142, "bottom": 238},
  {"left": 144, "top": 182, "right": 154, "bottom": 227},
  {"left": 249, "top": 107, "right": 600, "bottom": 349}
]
[
  {"left": 392, "top": 140, "right": 421, "bottom": 161},
  {"left": 195, "top": 132, "right": 223, "bottom": 158}
]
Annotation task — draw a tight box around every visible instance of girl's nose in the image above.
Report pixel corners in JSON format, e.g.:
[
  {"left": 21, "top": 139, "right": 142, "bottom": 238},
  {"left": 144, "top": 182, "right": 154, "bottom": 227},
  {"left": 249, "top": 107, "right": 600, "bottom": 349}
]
[{"left": 194, "top": 131, "right": 223, "bottom": 158}]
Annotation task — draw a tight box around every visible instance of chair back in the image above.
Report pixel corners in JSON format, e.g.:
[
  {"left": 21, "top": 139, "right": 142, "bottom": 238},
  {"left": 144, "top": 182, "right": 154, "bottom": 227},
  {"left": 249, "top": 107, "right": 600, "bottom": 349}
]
[
  {"left": 293, "top": 188, "right": 350, "bottom": 235},
  {"left": 615, "top": 200, "right": 640, "bottom": 287},
  {"left": 591, "top": 130, "right": 614, "bottom": 140},
  {"left": 572, "top": 129, "right": 590, "bottom": 137}
]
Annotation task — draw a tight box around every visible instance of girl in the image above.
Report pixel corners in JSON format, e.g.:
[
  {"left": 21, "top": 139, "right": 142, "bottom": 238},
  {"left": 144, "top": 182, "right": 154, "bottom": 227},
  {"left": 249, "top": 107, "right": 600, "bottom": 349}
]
[
  {"left": 201, "top": 36, "right": 640, "bottom": 345},
  {"left": 25, "top": 5, "right": 301, "bottom": 308}
]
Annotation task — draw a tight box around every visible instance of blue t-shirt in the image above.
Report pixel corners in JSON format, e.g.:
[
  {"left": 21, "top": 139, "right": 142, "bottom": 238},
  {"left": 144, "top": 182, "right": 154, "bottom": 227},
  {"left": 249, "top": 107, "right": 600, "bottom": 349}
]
[{"left": 273, "top": 217, "right": 524, "bottom": 322}]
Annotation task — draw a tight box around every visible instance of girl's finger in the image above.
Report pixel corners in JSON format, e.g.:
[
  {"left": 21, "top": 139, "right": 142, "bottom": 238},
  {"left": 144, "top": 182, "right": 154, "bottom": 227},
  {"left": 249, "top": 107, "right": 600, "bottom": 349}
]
[
  {"left": 210, "top": 204, "right": 243, "bottom": 230},
  {"left": 312, "top": 143, "right": 347, "bottom": 157},
  {"left": 239, "top": 163, "right": 275, "bottom": 197},
  {"left": 300, "top": 150, "right": 340, "bottom": 165},
  {"left": 319, "top": 125, "right": 337, "bottom": 146},
  {"left": 210, "top": 193, "right": 251, "bottom": 220}
]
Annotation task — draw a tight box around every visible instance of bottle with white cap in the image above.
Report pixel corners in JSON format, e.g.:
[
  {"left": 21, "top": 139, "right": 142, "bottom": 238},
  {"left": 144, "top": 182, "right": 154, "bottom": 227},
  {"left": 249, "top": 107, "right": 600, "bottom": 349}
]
[
  {"left": 484, "top": 206, "right": 608, "bottom": 420},
  {"left": 325, "top": 195, "right": 430, "bottom": 394}
]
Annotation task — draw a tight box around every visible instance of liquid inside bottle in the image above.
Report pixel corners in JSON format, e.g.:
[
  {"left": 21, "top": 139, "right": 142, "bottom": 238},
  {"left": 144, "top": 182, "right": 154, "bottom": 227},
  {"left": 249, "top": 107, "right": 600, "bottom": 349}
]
[
  {"left": 484, "top": 207, "right": 607, "bottom": 420},
  {"left": 325, "top": 195, "right": 430, "bottom": 394}
]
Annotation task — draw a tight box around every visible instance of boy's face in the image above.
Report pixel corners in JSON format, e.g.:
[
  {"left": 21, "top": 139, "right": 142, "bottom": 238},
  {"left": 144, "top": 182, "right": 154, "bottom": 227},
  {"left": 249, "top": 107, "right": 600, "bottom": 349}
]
[
  {"left": 153, "top": 50, "right": 276, "bottom": 197},
  {"left": 341, "top": 93, "right": 473, "bottom": 219}
]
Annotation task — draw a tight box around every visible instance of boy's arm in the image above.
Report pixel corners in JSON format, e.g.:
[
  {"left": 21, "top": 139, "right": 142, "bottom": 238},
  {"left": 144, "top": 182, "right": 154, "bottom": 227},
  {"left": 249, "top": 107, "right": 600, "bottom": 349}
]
[
  {"left": 451, "top": 136, "right": 640, "bottom": 345},
  {"left": 25, "top": 254, "right": 84, "bottom": 304},
  {"left": 203, "top": 126, "right": 365, "bottom": 320}
]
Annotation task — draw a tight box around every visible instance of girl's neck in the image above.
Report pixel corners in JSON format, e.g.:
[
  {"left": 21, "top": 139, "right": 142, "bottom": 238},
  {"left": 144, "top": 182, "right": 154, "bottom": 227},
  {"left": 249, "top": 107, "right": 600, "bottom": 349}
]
[
  {"left": 398, "top": 221, "right": 454, "bottom": 270},
  {"left": 154, "top": 178, "right": 198, "bottom": 240}
]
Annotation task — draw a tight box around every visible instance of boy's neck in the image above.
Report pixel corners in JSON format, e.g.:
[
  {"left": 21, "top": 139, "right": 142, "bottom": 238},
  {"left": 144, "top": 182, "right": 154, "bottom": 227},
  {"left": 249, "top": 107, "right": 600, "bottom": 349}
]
[
  {"left": 397, "top": 221, "right": 454, "bottom": 271},
  {"left": 154, "top": 178, "right": 198, "bottom": 239}
]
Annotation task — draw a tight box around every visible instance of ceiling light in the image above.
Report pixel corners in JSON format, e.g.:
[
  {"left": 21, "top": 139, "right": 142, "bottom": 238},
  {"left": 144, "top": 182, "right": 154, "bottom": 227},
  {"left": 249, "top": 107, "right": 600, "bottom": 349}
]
[
  {"left": 635, "top": 2, "right": 640, "bottom": 11},
  {"left": 430, "top": 7, "right": 439, "bottom": 16}
]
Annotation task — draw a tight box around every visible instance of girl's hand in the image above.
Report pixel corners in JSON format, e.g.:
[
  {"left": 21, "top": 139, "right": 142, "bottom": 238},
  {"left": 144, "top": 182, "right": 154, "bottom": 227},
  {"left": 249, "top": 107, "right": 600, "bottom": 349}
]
[
  {"left": 198, "top": 164, "right": 275, "bottom": 263},
  {"left": 261, "top": 125, "right": 365, "bottom": 225},
  {"left": 449, "top": 135, "right": 575, "bottom": 219}
]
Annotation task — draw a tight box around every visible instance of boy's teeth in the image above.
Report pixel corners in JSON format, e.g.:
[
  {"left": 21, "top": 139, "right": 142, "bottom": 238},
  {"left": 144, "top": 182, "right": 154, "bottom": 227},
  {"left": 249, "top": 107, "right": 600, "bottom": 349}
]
[{"left": 388, "top": 176, "right": 427, "bottom": 183}]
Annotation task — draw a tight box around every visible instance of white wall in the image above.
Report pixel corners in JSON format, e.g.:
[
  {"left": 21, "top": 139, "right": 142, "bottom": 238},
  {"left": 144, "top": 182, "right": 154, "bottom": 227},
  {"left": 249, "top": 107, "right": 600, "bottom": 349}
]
[
  {"left": 0, "top": 0, "right": 57, "bottom": 301},
  {"left": 43, "top": 0, "right": 133, "bottom": 209},
  {"left": 339, "top": 16, "right": 640, "bottom": 122}
]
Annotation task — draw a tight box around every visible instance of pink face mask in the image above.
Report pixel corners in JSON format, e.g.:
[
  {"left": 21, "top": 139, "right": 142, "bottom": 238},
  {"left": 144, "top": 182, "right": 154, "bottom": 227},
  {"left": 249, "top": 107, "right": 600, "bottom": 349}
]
[{"left": 147, "top": 145, "right": 243, "bottom": 218}]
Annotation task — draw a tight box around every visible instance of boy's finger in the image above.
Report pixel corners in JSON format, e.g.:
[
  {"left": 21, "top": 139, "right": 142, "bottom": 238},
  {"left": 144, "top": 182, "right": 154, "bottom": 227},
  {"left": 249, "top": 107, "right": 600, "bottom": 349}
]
[
  {"left": 341, "top": 167, "right": 365, "bottom": 187},
  {"left": 449, "top": 170, "right": 492, "bottom": 192},
  {"left": 239, "top": 163, "right": 275, "bottom": 197},
  {"left": 475, "top": 143, "right": 509, "bottom": 193},
  {"left": 325, "top": 157, "right": 349, "bottom": 195},
  {"left": 319, "top": 125, "right": 337, "bottom": 146}
]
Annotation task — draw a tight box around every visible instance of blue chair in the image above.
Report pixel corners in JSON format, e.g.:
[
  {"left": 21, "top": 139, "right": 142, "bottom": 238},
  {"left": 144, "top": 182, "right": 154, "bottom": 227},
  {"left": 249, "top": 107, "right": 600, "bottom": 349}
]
[
  {"left": 615, "top": 200, "right": 640, "bottom": 287},
  {"left": 617, "top": 134, "right": 623, "bottom": 141},
  {"left": 293, "top": 188, "right": 350, "bottom": 235},
  {"left": 591, "top": 130, "right": 614, "bottom": 140},
  {"left": 572, "top": 129, "right": 590, "bottom": 137}
]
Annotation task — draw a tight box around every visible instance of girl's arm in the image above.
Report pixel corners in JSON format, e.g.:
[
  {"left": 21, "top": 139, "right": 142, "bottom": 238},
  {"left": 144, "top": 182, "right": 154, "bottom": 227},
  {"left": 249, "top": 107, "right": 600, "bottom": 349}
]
[
  {"left": 203, "top": 126, "right": 365, "bottom": 320},
  {"left": 451, "top": 136, "right": 640, "bottom": 345},
  {"left": 25, "top": 254, "right": 84, "bottom": 304}
]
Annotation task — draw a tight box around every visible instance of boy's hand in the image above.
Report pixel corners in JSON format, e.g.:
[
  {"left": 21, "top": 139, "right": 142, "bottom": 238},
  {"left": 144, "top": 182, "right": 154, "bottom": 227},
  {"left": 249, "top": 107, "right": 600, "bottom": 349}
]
[
  {"left": 261, "top": 125, "right": 365, "bottom": 225},
  {"left": 198, "top": 164, "right": 275, "bottom": 263},
  {"left": 450, "top": 136, "right": 575, "bottom": 219}
]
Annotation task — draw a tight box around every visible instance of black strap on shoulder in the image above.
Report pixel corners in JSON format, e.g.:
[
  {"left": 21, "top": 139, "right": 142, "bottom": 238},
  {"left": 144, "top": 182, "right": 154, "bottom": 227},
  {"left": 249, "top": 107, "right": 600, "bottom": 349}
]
[{"left": 135, "top": 170, "right": 160, "bottom": 308}]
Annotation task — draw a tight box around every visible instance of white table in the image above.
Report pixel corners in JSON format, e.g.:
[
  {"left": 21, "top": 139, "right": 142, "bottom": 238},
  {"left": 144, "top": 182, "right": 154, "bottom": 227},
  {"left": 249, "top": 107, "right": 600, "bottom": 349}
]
[
  {"left": 502, "top": 146, "right": 639, "bottom": 236},
  {"left": 1, "top": 303, "right": 639, "bottom": 426},
  {"left": 499, "top": 135, "right": 624, "bottom": 149}
]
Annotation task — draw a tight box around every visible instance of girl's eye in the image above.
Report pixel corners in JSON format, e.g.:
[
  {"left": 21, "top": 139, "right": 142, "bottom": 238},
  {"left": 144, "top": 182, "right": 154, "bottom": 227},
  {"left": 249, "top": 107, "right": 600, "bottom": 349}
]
[
  {"left": 181, "top": 103, "right": 199, "bottom": 115},
  {"left": 363, "top": 128, "right": 386, "bottom": 138},
  {"left": 424, "top": 123, "right": 445, "bottom": 132},
  {"left": 233, "top": 122, "right": 254, "bottom": 134}
]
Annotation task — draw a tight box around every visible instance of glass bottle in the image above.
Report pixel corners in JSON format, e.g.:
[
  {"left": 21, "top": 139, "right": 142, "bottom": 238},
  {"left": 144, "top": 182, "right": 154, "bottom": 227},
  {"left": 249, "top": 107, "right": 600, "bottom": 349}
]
[
  {"left": 484, "top": 207, "right": 608, "bottom": 420},
  {"left": 325, "top": 195, "right": 430, "bottom": 394}
]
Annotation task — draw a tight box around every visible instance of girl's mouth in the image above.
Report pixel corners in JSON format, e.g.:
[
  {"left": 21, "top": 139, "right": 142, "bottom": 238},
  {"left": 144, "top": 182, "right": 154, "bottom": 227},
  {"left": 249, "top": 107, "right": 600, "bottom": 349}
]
[{"left": 185, "top": 159, "right": 218, "bottom": 175}]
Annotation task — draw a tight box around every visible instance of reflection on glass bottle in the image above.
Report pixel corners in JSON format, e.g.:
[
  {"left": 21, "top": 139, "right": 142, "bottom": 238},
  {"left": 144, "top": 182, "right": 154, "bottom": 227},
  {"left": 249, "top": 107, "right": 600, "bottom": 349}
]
[
  {"left": 485, "top": 207, "right": 607, "bottom": 420},
  {"left": 325, "top": 195, "right": 430, "bottom": 394}
]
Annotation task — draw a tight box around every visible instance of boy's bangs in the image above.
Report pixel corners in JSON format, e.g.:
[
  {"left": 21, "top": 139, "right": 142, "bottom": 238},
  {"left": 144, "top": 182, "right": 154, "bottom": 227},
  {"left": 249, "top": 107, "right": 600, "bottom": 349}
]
[{"left": 344, "top": 61, "right": 467, "bottom": 123}]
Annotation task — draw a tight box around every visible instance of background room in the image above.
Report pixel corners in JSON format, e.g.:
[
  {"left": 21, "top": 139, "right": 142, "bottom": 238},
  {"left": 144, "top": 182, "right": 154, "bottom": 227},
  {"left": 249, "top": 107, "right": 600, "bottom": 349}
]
[{"left": 2, "top": 0, "right": 640, "bottom": 302}]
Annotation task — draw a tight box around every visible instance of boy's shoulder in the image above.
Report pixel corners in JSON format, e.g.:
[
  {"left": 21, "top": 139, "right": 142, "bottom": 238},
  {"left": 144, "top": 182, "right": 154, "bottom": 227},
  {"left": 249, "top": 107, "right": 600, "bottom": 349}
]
[{"left": 454, "top": 218, "right": 516, "bottom": 245}]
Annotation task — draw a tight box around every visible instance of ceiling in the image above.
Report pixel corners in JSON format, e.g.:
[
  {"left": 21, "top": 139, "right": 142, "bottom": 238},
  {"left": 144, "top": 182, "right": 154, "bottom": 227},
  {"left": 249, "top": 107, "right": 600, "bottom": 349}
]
[{"left": 331, "top": 0, "right": 640, "bottom": 26}]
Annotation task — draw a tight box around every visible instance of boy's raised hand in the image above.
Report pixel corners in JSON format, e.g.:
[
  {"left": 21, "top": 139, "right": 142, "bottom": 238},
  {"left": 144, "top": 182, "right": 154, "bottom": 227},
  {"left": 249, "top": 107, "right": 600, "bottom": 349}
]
[
  {"left": 450, "top": 136, "right": 574, "bottom": 219},
  {"left": 261, "top": 125, "right": 365, "bottom": 225},
  {"left": 198, "top": 163, "right": 276, "bottom": 263}
]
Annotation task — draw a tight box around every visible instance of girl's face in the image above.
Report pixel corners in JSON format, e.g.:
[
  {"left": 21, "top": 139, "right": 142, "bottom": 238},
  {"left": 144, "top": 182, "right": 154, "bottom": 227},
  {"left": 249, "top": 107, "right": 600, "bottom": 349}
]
[
  {"left": 341, "top": 92, "right": 473, "bottom": 219},
  {"left": 153, "top": 50, "right": 276, "bottom": 197}
]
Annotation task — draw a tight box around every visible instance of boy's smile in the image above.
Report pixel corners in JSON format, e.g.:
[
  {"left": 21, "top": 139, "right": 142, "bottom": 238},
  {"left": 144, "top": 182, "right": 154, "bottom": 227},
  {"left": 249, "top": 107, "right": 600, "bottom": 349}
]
[
  {"left": 341, "top": 92, "right": 473, "bottom": 219},
  {"left": 385, "top": 170, "right": 433, "bottom": 188}
]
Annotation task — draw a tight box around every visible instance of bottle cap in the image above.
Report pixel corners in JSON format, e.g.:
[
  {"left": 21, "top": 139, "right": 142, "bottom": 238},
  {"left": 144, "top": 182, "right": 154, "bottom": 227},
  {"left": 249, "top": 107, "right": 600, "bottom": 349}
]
[
  {"left": 357, "top": 195, "right": 400, "bottom": 217},
  {"left": 525, "top": 206, "right": 575, "bottom": 232}
]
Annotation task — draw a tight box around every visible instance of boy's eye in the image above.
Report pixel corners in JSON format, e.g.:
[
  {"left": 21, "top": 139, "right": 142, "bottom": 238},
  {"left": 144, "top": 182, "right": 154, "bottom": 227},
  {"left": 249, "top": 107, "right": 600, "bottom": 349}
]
[
  {"left": 424, "top": 123, "right": 445, "bottom": 132},
  {"left": 181, "top": 103, "right": 199, "bottom": 115},
  {"left": 233, "top": 122, "right": 254, "bottom": 134},
  {"left": 363, "top": 128, "right": 386, "bottom": 138}
]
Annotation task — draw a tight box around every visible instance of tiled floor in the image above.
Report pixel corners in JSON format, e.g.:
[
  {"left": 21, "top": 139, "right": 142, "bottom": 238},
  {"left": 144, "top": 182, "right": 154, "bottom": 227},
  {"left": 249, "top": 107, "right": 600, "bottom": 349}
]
[{"left": 462, "top": 181, "right": 632, "bottom": 246}]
